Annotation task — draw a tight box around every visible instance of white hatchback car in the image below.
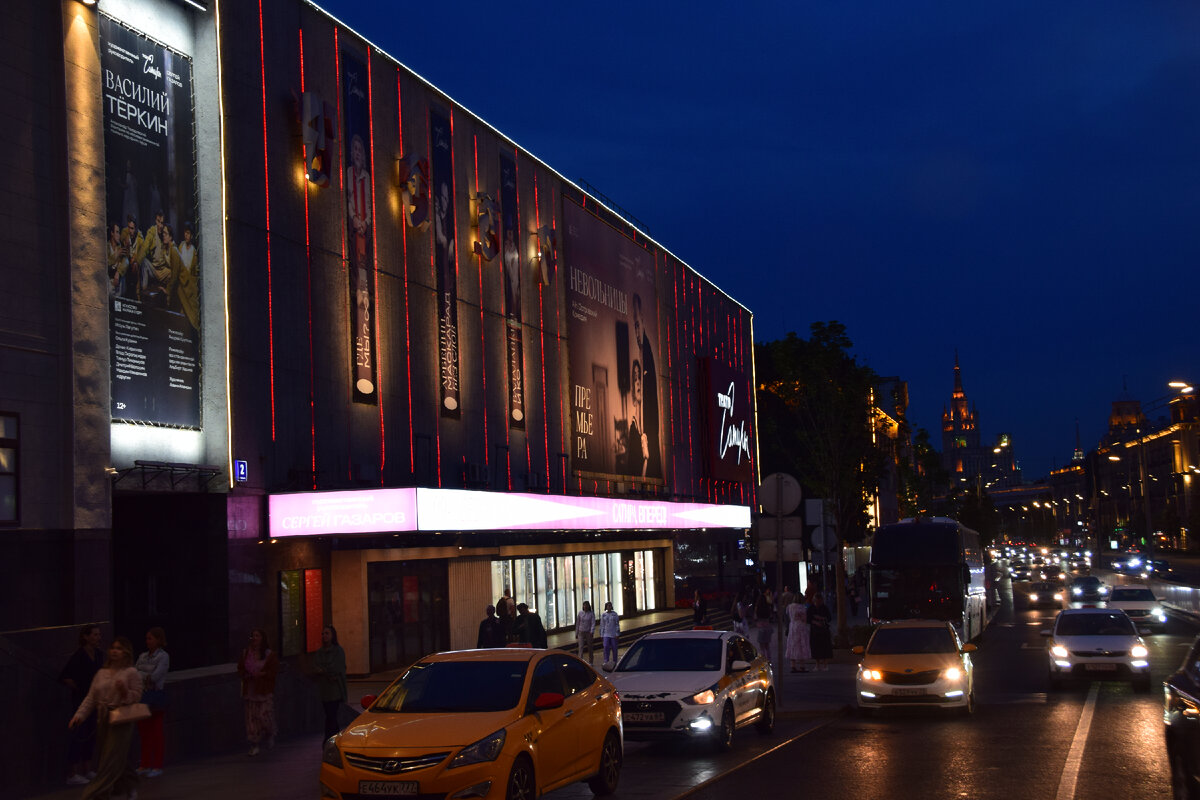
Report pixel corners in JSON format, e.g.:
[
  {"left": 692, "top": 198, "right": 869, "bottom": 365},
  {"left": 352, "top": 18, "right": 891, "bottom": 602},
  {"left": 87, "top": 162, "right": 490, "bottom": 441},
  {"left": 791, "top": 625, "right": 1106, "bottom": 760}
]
[
  {"left": 604, "top": 629, "right": 774, "bottom": 751},
  {"left": 1107, "top": 584, "right": 1168, "bottom": 633},
  {"left": 1043, "top": 607, "right": 1152, "bottom": 692}
]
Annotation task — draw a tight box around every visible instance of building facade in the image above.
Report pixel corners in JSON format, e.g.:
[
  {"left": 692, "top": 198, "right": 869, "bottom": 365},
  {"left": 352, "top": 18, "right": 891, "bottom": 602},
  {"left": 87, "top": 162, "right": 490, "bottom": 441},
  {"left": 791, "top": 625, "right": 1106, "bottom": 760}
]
[{"left": 2, "top": 0, "right": 757, "bottom": 790}]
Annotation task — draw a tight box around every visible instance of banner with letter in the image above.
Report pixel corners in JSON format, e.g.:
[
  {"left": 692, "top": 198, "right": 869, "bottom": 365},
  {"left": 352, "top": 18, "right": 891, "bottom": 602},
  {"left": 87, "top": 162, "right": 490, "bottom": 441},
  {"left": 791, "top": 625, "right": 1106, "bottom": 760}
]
[
  {"left": 101, "top": 15, "right": 201, "bottom": 428},
  {"left": 431, "top": 107, "right": 460, "bottom": 415},
  {"left": 702, "top": 359, "right": 754, "bottom": 483},
  {"left": 341, "top": 49, "right": 377, "bottom": 403},
  {"left": 499, "top": 151, "right": 525, "bottom": 428}
]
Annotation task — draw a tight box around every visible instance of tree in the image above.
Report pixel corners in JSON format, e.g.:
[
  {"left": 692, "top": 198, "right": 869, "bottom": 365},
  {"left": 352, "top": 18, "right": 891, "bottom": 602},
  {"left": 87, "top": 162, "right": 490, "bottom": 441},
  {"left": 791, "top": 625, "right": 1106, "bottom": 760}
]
[
  {"left": 756, "top": 322, "right": 888, "bottom": 645},
  {"left": 898, "top": 427, "right": 950, "bottom": 519}
]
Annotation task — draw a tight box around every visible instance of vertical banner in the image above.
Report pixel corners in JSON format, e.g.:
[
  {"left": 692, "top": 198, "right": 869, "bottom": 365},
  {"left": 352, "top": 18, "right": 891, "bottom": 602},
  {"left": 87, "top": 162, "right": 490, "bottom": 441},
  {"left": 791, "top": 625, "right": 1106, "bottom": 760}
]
[
  {"left": 100, "top": 16, "right": 201, "bottom": 427},
  {"left": 279, "top": 569, "right": 303, "bottom": 657},
  {"left": 499, "top": 152, "right": 525, "bottom": 428},
  {"left": 431, "top": 107, "right": 460, "bottom": 415},
  {"left": 701, "top": 359, "right": 754, "bottom": 483},
  {"left": 304, "top": 568, "right": 324, "bottom": 653},
  {"left": 563, "top": 201, "right": 662, "bottom": 482},
  {"left": 341, "top": 50, "right": 377, "bottom": 403}
]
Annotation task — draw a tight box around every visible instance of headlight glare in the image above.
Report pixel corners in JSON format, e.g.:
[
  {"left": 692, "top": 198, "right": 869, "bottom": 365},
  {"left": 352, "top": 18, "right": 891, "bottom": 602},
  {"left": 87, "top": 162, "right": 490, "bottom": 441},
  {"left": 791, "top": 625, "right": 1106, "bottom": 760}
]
[
  {"left": 1050, "top": 644, "right": 1069, "bottom": 659},
  {"left": 944, "top": 667, "right": 962, "bottom": 681},
  {"left": 449, "top": 729, "right": 506, "bottom": 768},
  {"left": 685, "top": 686, "right": 718, "bottom": 705},
  {"left": 1131, "top": 644, "right": 1149, "bottom": 659}
]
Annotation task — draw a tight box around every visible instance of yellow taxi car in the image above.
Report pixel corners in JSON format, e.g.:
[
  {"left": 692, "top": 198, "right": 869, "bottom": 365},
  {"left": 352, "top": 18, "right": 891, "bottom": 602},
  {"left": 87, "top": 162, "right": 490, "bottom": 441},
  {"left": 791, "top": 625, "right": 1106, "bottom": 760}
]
[
  {"left": 853, "top": 619, "right": 977, "bottom": 716},
  {"left": 320, "top": 648, "right": 623, "bottom": 800}
]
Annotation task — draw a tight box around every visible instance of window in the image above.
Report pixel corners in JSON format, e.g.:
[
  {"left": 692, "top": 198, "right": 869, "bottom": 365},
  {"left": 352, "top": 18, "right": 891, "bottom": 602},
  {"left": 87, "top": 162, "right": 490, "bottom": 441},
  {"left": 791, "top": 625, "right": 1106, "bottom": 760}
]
[{"left": 0, "top": 414, "right": 16, "bottom": 523}]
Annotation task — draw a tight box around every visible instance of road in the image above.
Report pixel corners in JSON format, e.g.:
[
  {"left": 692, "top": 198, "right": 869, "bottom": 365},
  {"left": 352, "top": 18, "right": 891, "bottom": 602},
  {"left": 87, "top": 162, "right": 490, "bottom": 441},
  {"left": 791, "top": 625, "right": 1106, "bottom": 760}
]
[{"left": 591, "top": 568, "right": 1188, "bottom": 800}]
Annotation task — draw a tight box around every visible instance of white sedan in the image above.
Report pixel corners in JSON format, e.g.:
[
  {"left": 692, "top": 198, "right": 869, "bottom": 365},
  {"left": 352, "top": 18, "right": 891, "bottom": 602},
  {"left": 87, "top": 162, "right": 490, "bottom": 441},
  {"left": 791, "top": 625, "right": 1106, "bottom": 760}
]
[
  {"left": 1043, "top": 608, "right": 1152, "bottom": 692},
  {"left": 604, "top": 629, "right": 775, "bottom": 751},
  {"left": 1107, "top": 584, "right": 1168, "bottom": 633}
]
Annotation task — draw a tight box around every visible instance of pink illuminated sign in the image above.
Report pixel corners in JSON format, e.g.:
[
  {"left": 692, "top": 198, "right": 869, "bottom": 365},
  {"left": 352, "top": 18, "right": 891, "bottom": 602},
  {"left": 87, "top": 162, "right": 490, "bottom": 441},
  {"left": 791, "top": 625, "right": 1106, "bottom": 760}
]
[{"left": 269, "top": 488, "right": 418, "bottom": 537}]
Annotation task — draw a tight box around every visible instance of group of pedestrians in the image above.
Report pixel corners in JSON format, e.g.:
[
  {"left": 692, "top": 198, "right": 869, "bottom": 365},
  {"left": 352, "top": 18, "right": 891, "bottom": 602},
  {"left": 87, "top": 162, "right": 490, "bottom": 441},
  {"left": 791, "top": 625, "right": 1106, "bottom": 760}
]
[
  {"left": 727, "top": 584, "right": 834, "bottom": 672},
  {"left": 475, "top": 595, "right": 623, "bottom": 667}
]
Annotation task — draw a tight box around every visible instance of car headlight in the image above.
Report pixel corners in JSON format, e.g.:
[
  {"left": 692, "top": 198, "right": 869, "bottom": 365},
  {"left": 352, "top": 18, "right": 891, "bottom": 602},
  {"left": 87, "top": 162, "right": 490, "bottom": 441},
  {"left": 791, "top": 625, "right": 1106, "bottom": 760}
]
[
  {"left": 944, "top": 667, "right": 962, "bottom": 681},
  {"left": 683, "top": 683, "right": 720, "bottom": 705},
  {"left": 860, "top": 668, "right": 882, "bottom": 681},
  {"left": 322, "top": 736, "right": 344, "bottom": 769},
  {"left": 1131, "top": 644, "right": 1149, "bottom": 659},
  {"left": 1128, "top": 557, "right": 1142, "bottom": 567},
  {"left": 1054, "top": 593, "right": 1063, "bottom": 602},
  {"left": 1050, "top": 644, "right": 1069, "bottom": 659},
  {"left": 449, "top": 729, "right": 506, "bottom": 768},
  {"left": 1100, "top": 587, "right": 1109, "bottom": 595},
  {"left": 1029, "top": 593, "right": 1039, "bottom": 602},
  {"left": 1072, "top": 587, "right": 1082, "bottom": 596}
]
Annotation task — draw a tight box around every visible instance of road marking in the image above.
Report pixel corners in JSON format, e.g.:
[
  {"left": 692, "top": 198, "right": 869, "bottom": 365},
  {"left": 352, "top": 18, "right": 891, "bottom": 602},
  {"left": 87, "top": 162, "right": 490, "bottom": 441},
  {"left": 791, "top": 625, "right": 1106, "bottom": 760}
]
[{"left": 1055, "top": 682, "right": 1099, "bottom": 800}]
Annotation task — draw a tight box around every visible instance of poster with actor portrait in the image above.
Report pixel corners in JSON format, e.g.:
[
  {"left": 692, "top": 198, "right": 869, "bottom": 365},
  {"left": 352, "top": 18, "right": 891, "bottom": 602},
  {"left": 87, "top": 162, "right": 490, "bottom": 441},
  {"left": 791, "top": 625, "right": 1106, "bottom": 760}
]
[
  {"left": 341, "top": 49, "right": 377, "bottom": 403},
  {"left": 431, "top": 107, "right": 460, "bottom": 416},
  {"left": 100, "top": 15, "right": 201, "bottom": 428},
  {"left": 499, "top": 151, "right": 525, "bottom": 428},
  {"left": 563, "top": 201, "right": 661, "bottom": 482}
]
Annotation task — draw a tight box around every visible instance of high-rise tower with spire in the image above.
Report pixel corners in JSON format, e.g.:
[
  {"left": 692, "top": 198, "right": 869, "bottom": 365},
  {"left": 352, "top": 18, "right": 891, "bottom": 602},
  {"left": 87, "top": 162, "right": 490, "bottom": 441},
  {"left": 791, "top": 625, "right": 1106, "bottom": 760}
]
[{"left": 942, "top": 353, "right": 982, "bottom": 475}]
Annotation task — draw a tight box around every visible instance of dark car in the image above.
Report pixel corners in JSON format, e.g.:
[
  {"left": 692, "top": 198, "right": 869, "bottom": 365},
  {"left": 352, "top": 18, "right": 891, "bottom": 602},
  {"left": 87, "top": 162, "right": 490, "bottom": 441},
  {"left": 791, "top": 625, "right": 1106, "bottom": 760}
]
[
  {"left": 1025, "top": 581, "right": 1064, "bottom": 609},
  {"left": 1068, "top": 575, "right": 1109, "bottom": 608},
  {"left": 1010, "top": 564, "right": 1032, "bottom": 581},
  {"left": 1164, "top": 635, "right": 1200, "bottom": 798}
]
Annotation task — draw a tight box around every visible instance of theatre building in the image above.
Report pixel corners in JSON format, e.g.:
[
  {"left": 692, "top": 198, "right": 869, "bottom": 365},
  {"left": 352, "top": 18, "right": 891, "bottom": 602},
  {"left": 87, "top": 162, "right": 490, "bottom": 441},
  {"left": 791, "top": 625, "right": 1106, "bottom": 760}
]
[{"left": 3, "top": 0, "right": 756, "bottom": 783}]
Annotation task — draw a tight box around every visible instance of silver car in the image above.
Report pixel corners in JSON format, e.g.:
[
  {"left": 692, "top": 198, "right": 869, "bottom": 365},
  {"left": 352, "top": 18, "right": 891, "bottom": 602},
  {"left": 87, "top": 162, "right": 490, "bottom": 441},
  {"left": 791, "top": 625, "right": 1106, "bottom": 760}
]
[{"left": 1042, "top": 608, "right": 1152, "bottom": 692}]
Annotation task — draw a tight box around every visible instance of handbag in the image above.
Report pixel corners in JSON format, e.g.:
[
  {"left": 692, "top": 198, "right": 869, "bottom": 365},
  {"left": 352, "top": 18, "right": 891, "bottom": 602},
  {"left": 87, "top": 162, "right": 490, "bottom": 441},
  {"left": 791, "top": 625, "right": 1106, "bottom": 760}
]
[{"left": 109, "top": 702, "right": 152, "bottom": 725}]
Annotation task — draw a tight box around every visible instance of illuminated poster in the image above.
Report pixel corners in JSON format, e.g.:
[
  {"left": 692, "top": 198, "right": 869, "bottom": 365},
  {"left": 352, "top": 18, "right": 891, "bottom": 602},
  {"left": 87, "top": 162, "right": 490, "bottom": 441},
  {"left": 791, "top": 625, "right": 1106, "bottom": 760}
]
[
  {"left": 100, "top": 15, "right": 201, "bottom": 427},
  {"left": 499, "top": 151, "right": 525, "bottom": 428},
  {"left": 304, "top": 569, "right": 323, "bottom": 653},
  {"left": 279, "top": 569, "right": 303, "bottom": 657},
  {"left": 431, "top": 108, "right": 460, "bottom": 415},
  {"left": 702, "top": 359, "right": 754, "bottom": 483},
  {"left": 341, "top": 50, "right": 377, "bottom": 403},
  {"left": 563, "top": 201, "right": 661, "bottom": 482}
]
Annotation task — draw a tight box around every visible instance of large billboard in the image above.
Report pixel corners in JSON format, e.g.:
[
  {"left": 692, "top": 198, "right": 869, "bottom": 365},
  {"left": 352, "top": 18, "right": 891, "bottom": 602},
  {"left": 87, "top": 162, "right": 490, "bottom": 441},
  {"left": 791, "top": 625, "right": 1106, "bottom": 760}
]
[
  {"left": 431, "top": 107, "right": 460, "bottom": 415},
  {"left": 702, "top": 359, "right": 754, "bottom": 483},
  {"left": 341, "top": 49, "right": 377, "bottom": 403},
  {"left": 499, "top": 151, "right": 525, "bottom": 428},
  {"left": 101, "top": 16, "right": 201, "bottom": 427},
  {"left": 563, "top": 201, "right": 662, "bottom": 482}
]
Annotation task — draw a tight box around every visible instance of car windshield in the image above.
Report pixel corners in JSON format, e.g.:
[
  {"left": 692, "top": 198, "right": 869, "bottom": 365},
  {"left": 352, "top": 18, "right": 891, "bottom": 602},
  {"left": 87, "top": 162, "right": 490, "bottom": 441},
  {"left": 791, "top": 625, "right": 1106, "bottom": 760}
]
[
  {"left": 1110, "top": 588, "right": 1156, "bottom": 602},
  {"left": 372, "top": 660, "right": 529, "bottom": 712},
  {"left": 867, "top": 627, "right": 958, "bottom": 655},
  {"left": 1056, "top": 613, "right": 1135, "bottom": 637},
  {"left": 617, "top": 637, "right": 724, "bottom": 671}
]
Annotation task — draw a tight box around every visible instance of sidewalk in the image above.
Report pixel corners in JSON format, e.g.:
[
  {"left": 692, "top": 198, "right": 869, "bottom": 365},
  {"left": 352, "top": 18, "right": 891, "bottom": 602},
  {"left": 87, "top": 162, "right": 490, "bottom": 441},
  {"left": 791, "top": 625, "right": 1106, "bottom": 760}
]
[{"left": 27, "top": 605, "right": 866, "bottom": 799}]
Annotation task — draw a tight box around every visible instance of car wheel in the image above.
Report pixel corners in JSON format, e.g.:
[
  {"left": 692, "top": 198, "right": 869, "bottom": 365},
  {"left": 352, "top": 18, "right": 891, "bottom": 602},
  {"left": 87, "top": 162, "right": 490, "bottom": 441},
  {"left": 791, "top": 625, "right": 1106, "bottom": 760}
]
[
  {"left": 756, "top": 690, "right": 776, "bottom": 735},
  {"left": 586, "top": 731, "right": 622, "bottom": 796},
  {"left": 714, "top": 701, "right": 735, "bottom": 752},
  {"left": 505, "top": 756, "right": 535, "bottom": 800}
]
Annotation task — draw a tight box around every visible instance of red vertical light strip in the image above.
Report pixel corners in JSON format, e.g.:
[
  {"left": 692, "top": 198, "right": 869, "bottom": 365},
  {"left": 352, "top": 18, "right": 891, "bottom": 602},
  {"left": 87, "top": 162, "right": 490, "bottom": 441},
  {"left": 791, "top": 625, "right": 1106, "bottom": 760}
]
[
  {"left": 257, "top": 0, "right": 277, "bottom": 439},
  {"left": 473, "top": 135, "right": 489, "bottom": 472},
  {"left": 366, "top": 48, "right": 385, "bottom": 482},
  {"left": 534, "top": 173, "right": 550, "bottom": 493},
  {"left": 299, "top": 28, "right": 316, "bottom": 488},
  {"left": 397, "top": 73, "right": 414, "bottom": 475}
]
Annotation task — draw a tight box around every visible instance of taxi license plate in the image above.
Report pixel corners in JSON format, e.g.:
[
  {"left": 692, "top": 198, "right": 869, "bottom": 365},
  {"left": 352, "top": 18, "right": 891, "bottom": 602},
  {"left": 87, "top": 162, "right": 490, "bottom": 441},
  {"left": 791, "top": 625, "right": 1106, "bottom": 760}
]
[
  {"left": 625, "top": 711, "right": 665, "bottom": 723},
  {"left": 1085, "top": 663, "right": 1117, "bottom": 671},
  {"left": 893, "top": 688, "right": 925, "bottom": 696},
  {"left": 359, "top": 780, "right": 419, "bottom": 796}
]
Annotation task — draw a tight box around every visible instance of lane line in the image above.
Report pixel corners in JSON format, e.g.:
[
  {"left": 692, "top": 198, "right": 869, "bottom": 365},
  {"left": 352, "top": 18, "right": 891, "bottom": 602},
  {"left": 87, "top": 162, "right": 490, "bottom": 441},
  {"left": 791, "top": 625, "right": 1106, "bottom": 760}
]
[{"left": 1055, "top": 682, "right": 1099, "bottom": 800}]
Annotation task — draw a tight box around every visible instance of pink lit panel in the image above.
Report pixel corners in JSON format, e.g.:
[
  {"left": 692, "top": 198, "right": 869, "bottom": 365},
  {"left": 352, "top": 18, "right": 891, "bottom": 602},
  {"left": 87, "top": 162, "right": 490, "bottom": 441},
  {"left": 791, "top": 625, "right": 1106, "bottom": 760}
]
[{"left": 269, "top": 488, "right": 418, "bottom": 537}]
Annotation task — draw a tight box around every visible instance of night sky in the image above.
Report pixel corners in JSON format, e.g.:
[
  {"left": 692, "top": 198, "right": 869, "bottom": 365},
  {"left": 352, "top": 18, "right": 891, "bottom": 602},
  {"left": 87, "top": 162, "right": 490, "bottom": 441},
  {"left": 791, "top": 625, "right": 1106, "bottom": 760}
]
[{"left": 319, "top": 0, "right": 1200, "bottom": 479}]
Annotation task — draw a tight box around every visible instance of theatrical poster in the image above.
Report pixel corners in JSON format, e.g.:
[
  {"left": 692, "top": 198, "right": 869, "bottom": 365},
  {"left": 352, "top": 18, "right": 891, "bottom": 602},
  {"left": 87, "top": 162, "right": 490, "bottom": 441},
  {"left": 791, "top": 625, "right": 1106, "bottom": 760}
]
[
  {"left": 563, "top": 201, "right": 662, "bottom": 482},
  {"left": 701, "top": 359, "right": 754, "bottom": 483},
  {"left": 431, "top": 108, "right": 460, "bottom": 415},
  {"left": 100, "top": 16, "right": 201, "bottom": 427},
  {"left": 341, "top": 49, "right": 377, "bottom": 403},
  {"left": 499, "top": 151, "right": 525, "bottom": 428}
]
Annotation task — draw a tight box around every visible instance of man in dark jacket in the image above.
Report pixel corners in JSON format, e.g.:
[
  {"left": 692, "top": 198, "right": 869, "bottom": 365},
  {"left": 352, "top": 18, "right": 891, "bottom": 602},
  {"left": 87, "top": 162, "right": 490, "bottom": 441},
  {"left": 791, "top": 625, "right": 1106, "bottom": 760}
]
[
  {"left": 512, "top": 603, "right": 548, "bottom": 648},
  {"left": 476, "top": 605, "right": 506, "bottom": 648}
]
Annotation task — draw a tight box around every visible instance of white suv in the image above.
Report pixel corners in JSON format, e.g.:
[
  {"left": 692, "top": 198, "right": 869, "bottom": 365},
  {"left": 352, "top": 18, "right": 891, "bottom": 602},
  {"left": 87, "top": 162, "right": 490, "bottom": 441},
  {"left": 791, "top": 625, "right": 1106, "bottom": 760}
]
[{"left": 605, "top": 630, "right": 775, "bottom": 751}]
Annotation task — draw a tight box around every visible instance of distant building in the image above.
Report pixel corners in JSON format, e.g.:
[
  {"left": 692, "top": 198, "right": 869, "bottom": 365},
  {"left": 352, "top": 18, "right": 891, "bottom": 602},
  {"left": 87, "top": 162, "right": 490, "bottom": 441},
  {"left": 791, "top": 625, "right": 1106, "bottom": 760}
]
[{"left": 940, "top": 357, "right": 1022, "bottom": 491}]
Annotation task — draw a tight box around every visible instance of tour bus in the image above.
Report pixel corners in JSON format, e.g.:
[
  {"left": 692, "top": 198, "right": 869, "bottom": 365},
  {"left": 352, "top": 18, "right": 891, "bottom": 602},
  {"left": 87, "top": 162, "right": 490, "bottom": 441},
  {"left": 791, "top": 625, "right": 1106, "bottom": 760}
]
[{"left": 868, "top": 517, "right": 988, "bottom": 642}]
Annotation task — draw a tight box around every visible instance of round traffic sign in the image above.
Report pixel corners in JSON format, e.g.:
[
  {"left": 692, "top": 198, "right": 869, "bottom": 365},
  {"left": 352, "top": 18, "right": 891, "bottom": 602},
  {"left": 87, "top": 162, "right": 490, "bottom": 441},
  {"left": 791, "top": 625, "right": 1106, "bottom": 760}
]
[{"left": 759, "top": 472, "right": 801, "bottom": 516}]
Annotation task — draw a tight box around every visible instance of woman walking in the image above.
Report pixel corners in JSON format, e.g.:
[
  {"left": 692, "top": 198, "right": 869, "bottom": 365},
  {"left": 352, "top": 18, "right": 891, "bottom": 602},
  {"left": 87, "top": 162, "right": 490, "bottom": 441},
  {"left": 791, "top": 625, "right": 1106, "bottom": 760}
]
[
  {"left": 60, "top": 624, "right": 104, "bottom": 785},
  {"left": 237, "top": 628, "right": 279, "bottom": 755},
  {"left": 134, "top": 627, "right": 169, "bottom": 778},
  {"left": 808, "top": 592, "right": 834, "bottom": 671},
  {"left": 68, "top": 636, "right": 143, "bottom": 800},
  {"left": 575, "top": 601, "right": 596, "bottom": 664},
  {"left": 313, "top": 625, "right": 347, "bottom": 740},
  {"left": 784, "top": 593, "right": 811, "bottom": 672}
]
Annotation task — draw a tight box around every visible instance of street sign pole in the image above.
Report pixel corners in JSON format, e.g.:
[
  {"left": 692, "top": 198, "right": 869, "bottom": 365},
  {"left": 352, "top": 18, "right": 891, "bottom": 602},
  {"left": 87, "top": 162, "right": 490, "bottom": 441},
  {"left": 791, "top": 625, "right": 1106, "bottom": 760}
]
[{"left": 759, "top": 473, "right": 800, "bottom": 708}]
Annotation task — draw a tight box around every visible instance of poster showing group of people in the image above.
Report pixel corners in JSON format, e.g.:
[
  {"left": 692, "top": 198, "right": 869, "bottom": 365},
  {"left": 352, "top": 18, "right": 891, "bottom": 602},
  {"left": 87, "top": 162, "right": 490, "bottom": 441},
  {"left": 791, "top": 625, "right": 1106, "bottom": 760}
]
[
  {"left": 563, "top": 201, "right": 662, "bottom": 482},
  {"left": 101, "top": 15, "right": 201, "bottom": 428}
]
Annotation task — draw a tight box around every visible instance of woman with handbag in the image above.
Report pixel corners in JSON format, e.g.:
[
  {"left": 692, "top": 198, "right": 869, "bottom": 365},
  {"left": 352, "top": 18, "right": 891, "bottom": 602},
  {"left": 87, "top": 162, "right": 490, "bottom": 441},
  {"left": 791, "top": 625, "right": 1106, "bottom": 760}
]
[
  {"left": 134, "top": 627, "right": 169, "bottom": 777},
  {"left": 68, "top": 636, "right": 145, "bottom": 800}
]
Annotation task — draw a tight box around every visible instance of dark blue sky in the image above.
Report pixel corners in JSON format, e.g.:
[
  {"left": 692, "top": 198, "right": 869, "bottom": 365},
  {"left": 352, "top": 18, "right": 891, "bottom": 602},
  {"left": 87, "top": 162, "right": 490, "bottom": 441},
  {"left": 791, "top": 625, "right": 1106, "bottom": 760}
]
[{"left": 321, "top": 0, "right": 1200, "bottom": 478}]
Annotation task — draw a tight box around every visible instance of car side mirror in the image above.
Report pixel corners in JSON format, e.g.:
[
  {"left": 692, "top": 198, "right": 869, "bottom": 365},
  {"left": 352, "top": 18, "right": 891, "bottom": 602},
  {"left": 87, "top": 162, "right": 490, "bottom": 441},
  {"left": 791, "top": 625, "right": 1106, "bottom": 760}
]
[
  {"left": 851, "top": 645, "right": 865, "bottom": 655},
  {"left": 730, "top": 659, "right": 751, "bottom": 672},
  {"left": 534, "top": 692, "right": 564, "bottom": 710},
  {"left": 360, "top": 694, "right": 377, "bottom": 710},
  {"left": 962, "top": 643, "right": 978, "bottom": 653}
]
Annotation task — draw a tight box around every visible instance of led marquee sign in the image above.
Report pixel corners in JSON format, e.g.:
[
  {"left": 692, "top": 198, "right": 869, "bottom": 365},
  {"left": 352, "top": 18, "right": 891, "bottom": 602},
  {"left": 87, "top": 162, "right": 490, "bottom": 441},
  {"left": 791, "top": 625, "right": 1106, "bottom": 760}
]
[{"left": 268, "top": 487, "right": 750, "bottom": 537}]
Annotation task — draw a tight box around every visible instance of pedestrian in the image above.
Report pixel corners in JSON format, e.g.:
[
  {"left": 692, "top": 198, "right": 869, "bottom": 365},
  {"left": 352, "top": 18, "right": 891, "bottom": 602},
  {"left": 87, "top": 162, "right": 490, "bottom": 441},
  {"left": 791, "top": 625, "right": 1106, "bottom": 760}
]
[
  {"left": 237, "top": 628, "right": 279, "bottom": 756},
  {"left": 733, "top": 590, "right": 752, "bottom": 637},
  {"left": 135, "top": 627, "right": 169, "bottom": 778},
  {"left": 511, "top": 603, "right": 548, "bottom": 648},
  {"left": 808, "top": 592, "right": 834, "bottom": 671},
  {"left": 59, "top": 623, "right": 104, "bottom": 785},
  {"left": 575, "top": 601, "right": 596, "bottom": 663},
  {"left": 68, "top": 636, "right": 143, "bottom": 800},
  {"left": 476, "top": 605, "right": 506, "bottom": 648},
  {"left": 691, "top": 590, "right": 707, "bottom": 625},
  {"left": 599, "top": 602, "right": 621, "bottom": 667},
  {"left": 847, "top": 579, "right": 861, "bottom": 617},
  {"left": 313, "top": 625, "right": 347, "bottom": 740},
  {"left": 495, "top": 594, "right": 515, "bottom": 643},
  {"left": 754, "top": 589, "right": 774, "bottom": 660},
  {"left": 778, "top": 585, "right": 795, "bottom": 612},
  {"left": 784, "top": 593, "right": 811, "bottom": 672}
]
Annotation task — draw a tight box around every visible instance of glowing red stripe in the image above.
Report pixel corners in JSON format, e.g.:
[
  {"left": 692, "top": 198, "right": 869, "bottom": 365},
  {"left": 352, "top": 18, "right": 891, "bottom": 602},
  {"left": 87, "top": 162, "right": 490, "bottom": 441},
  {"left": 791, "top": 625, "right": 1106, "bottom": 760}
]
[
  {"left": 258, "top": 0, "right": 276, "bottom": 439},
  {"left": 367, "top": 48, "right": 384, "bottom": 481}
]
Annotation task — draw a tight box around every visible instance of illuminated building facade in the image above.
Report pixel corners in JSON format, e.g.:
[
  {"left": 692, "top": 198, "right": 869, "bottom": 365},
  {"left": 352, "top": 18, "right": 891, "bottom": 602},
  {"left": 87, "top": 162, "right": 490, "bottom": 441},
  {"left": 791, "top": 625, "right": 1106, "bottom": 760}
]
[{"left": 1, "top": 0, "right": 756, "bottom": 783}]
